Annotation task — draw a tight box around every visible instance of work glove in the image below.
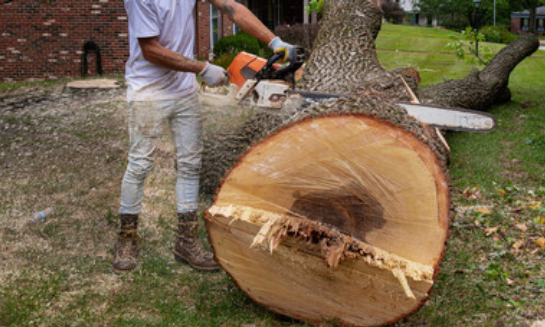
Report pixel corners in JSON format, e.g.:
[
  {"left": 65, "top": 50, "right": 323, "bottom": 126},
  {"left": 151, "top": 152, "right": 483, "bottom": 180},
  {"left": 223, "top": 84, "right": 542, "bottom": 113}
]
[
  {"left": 199, "top": 62, "right": 228, "bottom": 87},
  {"left": 268, "top": 37, "right": 296, "bottom": 63}
]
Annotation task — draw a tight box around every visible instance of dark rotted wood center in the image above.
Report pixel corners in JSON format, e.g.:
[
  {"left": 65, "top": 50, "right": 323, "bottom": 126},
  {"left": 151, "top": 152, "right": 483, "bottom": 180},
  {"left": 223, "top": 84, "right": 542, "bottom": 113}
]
[{"left": 290, "top": 189, "right": 385, "bottom": 242}]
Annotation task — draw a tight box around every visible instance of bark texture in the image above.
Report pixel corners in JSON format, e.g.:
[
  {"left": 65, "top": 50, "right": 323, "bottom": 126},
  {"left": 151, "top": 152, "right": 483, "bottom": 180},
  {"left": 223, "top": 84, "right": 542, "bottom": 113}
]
[
  {"left": 418, "top": 35, "right": 540, "bottom": 110},
  {"left": 297, "top": 0, "right": 410, "bottom": 101},
  {"left": 201, "top": 0, "right": 451, "bottom": 194}
]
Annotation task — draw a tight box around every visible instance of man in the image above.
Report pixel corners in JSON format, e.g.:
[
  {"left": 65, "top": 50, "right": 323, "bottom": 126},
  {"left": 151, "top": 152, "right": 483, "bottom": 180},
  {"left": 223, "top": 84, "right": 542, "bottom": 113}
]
[{"left": 113, "top": 0, "right": 295, "bottom": 273}]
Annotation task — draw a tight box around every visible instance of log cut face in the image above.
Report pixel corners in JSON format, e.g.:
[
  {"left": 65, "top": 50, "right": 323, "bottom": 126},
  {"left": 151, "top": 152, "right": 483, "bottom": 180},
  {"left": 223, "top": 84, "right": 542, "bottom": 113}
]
[{"left": 205, "top": 101, "right": 450, "bottom": 326}]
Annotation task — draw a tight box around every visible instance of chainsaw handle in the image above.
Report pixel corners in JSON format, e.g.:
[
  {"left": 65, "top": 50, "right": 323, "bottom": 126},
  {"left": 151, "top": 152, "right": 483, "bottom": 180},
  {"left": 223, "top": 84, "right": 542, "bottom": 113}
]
[
  {"left": 257, "top": 47, "right": 304, "bottom": 82},
  {"left": 272, "top": 47, "right": 304, "bottom": 79},
  {"left": 265, "top": 51, "right": 286, "bottom": 70}
]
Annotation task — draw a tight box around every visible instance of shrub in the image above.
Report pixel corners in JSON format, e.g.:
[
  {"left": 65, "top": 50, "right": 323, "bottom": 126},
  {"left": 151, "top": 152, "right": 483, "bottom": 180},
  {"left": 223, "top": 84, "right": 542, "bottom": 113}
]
[
  {"left": 211, "top": 52, "right": 238, "bottom": 70},
  {"left": 213, "top": 32, "right": 272, "bottom": 58},
  {"left": 381, "top": 0, "right": 406, "bottom": 25},
  {"left": 275, "top": 23, "right": 320, "bottom": 58},
  {"left": 480, "top": 26, "right": 518, "bottom": 44}
]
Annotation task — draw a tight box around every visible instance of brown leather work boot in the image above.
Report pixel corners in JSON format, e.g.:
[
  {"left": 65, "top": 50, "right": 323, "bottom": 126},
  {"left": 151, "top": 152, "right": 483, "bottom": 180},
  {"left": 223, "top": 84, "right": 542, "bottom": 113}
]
[
  {"left": 174, "top": 211, "right": 220, "bottom": 271},
  {"left": 113, "top": 214, "right": 139, "bottom": 273}
]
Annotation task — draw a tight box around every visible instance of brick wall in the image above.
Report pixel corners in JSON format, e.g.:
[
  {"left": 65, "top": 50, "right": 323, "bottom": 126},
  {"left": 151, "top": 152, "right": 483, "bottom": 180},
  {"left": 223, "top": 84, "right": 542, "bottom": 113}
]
[
  {"left": 511, "top": 16, "right": 545, "bottom": 35},
  {"left": 511, "top": 17, "right": 522, "bottom": 34},
  {"left": 222, "top": 14, "right": 235, "bottom": 40},
  {"left": 0, "top": 0, "right": 241, "bottom": 82},
  {"left": 195, "top": 0, "right": 235, "bottom": 60},
  {"left": 0, "top": 0, "right": 129, "bottom": 82},
  {"left": 196, "top": 0, "right": 211, "bottom": 60}
]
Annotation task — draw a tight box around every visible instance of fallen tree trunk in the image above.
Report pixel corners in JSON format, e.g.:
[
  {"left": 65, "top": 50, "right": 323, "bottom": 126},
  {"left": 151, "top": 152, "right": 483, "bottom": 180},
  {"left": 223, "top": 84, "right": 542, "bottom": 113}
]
[
  {"left": 200, "top": 0, "right": 537, "bottom": 325},
  {"left": 418, "top": 34, "right": 540, "bottom": 110}
]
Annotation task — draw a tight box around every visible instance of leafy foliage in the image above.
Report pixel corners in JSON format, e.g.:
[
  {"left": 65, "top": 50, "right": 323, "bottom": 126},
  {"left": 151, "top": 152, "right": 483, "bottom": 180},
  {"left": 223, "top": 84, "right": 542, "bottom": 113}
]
[
  {"left": 446, "top": 27, "right": 494, "bottom": 65},
  {"left": 417, "top": 0, "right": 545, "bottom": 30},
  {"left": 306, "top": 0, "right": 324, "bottom": 14},
  {"left": 213, "top": 32, "right": 271, "bottom": 58},
  {"left": 480, "top": 26, "right": 518, "bottom": 44}
]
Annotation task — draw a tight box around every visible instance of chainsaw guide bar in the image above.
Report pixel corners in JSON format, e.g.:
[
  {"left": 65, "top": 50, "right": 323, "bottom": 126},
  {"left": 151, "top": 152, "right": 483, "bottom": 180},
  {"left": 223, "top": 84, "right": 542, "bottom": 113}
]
[{"left": 287, "top": 90, "right": 496, "bottom": 132}]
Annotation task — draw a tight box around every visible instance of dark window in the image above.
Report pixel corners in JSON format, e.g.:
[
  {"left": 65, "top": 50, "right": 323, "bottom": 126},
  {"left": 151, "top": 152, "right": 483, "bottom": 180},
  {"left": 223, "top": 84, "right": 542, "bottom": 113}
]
[
  {"left": 538, "top": 19, "right": 545, "bottom": 31},
  {"left": 521, "top": 18, "right": 529, "bottom": 31}
]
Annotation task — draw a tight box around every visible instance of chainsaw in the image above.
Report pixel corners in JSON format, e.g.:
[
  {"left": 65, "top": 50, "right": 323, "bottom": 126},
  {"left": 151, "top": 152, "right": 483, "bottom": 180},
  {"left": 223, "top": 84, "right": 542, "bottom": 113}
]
[{"left": 225, "top": 49, "right": 496, "bottom": 132}]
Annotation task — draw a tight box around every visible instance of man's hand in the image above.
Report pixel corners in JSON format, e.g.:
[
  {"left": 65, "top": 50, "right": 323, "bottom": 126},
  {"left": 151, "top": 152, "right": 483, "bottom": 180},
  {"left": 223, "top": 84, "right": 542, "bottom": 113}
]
[
  {"left": 268, "top": 37, "right": 296, "bottom": 63},
  {"left": 199, "top": 62, "right": 228, "bottom": 87}
]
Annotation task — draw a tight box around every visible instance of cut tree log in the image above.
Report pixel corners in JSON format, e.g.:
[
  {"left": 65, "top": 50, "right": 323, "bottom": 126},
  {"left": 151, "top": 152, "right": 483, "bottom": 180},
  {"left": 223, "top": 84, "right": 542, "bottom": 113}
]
[
  {"left": 204, "top": 97, "right": 451, "bottom": 326},
  {"left": 200, "top": 0, "right": 537, "bottom": 325}
]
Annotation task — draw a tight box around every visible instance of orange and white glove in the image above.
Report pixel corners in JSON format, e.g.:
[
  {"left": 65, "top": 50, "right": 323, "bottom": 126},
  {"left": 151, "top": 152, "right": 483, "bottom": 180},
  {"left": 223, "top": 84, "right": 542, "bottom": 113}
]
[
  {"left": 199, "top": 62, "right": 228, "bottom": 87},
  {"left": 268, "top": 37, "right": 295, "bottom": 63}
]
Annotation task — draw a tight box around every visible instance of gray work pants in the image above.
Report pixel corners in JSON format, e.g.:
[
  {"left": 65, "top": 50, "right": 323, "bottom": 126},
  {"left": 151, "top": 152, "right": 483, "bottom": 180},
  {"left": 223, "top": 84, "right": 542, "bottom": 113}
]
[{"left": 119, "top": 92, "right": 203, "bottom": 215}]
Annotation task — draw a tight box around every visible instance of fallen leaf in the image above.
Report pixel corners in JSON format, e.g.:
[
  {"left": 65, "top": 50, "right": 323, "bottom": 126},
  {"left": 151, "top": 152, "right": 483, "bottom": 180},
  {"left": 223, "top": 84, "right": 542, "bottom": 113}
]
[
  {"left": 530, "top": 320, "right": 545, "bottom": 327},
  {"left": 485, "top": 227, "right": 499, "bottom": 236},
  {"left": 536, "top": 238, "right": 545, "bottom": 249},
  {"left": 475, "top": 220, "right": 481, "bottom": 227},
  {"left": 498, "top": 189, "right": 506, "bottom": 197},
  {"left": 528, "top": 201, "right": 542, "bottom": 209},
  {"left": 506, "top": 278, "right": 515, "bottom": 286},
  {"left": 537, "top": 217, "right": 545, "bottom": 224},
  {"left": 477, "top": 206, "right": 492, "bottom": 215},
  {"left": 514, "top": 223, "right": 528, "bottom": 232},
  {"left": 463, "top": 186, "right": 481, "bottom": 200},
  {"left": 512, "top": 240, "right": 525, "bottom": 251}
]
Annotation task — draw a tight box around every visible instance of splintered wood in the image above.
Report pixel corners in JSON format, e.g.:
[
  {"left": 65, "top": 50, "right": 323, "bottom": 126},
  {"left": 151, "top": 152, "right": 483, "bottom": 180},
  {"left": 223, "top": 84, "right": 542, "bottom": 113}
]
[{"left": 209, "top": 205, "right": 433, "bottom": 300}]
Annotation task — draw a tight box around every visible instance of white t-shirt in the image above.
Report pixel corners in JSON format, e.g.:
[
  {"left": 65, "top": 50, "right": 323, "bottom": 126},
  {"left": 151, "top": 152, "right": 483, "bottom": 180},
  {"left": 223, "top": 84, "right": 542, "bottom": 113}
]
[{"left": 124, "top": 0, "right": 198, "bottom": 102}]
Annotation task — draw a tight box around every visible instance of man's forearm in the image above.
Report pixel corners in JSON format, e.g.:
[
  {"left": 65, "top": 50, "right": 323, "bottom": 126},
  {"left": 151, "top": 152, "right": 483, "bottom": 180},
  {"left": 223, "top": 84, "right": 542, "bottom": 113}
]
[
  {"left": 139, "top": 37, "right": 206, "bottom": 74},
  {"left": 211, "top": 0, "right": 275, "bottom": 45}
]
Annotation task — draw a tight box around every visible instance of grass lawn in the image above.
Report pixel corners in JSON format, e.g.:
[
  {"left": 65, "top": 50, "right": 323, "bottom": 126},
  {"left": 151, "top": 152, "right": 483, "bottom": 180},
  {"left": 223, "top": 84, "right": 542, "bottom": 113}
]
[{"left": 1, "top": 24, "right": 544, "bottom": 327}]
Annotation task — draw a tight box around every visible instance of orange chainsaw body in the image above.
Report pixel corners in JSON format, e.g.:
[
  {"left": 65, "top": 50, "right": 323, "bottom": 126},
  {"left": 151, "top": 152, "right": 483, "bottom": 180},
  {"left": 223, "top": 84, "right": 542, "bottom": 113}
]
[{"left": 227, "top": 52, "right": 281, "bottom": 88}]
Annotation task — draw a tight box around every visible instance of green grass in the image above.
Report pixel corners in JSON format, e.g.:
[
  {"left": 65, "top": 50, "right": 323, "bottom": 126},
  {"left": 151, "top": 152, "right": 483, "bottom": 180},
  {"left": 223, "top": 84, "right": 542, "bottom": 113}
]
[
  {"left": 377, "top": 24, "right": 505, "bottom": 54},
  {"left": 0, "top": 24, "right": 544, "bottom": 327},
  {"left": 375, "top": 24, "right": 545, "bottom": 327},
  {"left": 448, "top": 86, "right": 545, "bottom": 189}
]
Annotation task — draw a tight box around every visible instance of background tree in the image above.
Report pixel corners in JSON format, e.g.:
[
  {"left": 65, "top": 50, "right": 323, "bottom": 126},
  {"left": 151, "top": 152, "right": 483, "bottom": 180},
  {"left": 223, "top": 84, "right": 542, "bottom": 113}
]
[
  {"left": 417, "top": 0, "right": 545, "bottom": 30},
  {"left": 382, "top": 0, "right": 406, "bottom": 24}
]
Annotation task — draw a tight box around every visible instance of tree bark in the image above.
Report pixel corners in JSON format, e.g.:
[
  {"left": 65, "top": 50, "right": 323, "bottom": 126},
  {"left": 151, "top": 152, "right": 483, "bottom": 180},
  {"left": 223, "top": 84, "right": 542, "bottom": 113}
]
[
  {"left": 418, "top": 34, "right": 540, "bottom": 110},
  {"left": 530, "top": 6, "right": 537, "bottom": 35}
]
